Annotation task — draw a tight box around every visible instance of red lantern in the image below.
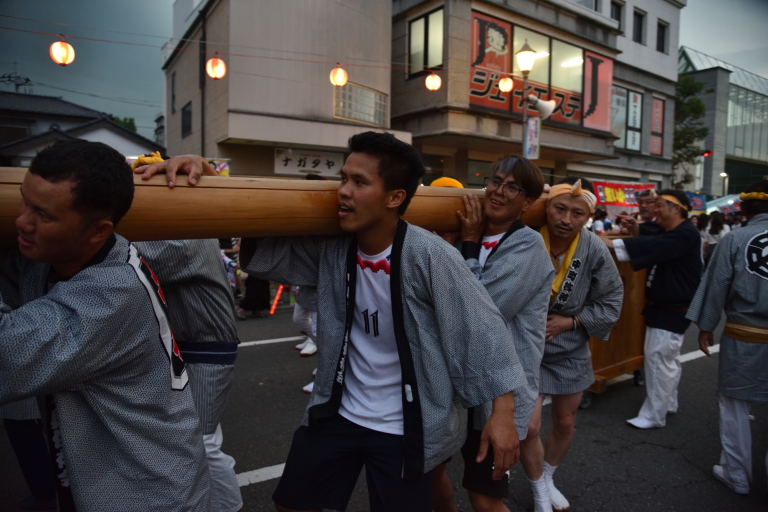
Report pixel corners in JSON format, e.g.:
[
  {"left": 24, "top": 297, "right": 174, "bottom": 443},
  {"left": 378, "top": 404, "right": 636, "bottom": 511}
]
[
  {"left": 425, "top": 72, "right": 441, "bottom": 91},
  {"left": 330, "top": 66, "right": 348, "bottom": 87},
  {"left": 206, "top": 57, "right": 227, "bottom": 79},
  {"left": 50, "top": 40, "right": 75, "bottom": 66}
]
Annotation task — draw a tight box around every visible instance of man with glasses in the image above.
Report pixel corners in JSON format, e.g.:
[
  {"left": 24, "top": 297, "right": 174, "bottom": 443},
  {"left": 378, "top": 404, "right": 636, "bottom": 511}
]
[
  {"left": 606, "top": 189, "right": 703, "bottom": 429},
  {"left": 432, "top": 156, "right": 555, "bottom": 512}
]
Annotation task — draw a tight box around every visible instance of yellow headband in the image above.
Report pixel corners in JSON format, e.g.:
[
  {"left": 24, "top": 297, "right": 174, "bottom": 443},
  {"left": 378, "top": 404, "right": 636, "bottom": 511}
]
[
  {"left": 739, "top": 191, "right": 768, "bottom": 201},
  {"left": 430, "top": 177, "right": 464, "bottom": 188},
  {"left": 548, "top": 179, "right": 597, "bottom": 211},
  {"left": 659, "top": 194, "right": 691, "bottom": 211}
]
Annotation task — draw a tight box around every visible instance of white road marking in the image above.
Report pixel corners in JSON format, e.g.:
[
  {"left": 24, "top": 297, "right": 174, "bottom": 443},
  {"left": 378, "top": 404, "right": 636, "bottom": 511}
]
[
  {"left": 233, "top": 345, "right": 721, "bottom": 487},
  {"left": 239, "top": 336, "right": 305, "bottom": 348},
  {"left": 236, "top": 463, "right": 285, "bottom": 487}
]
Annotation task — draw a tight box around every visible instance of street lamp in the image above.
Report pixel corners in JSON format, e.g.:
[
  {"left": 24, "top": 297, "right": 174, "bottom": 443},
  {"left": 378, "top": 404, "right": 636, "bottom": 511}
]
[
  {"left": 720, "top": 172, "right": 729, "bottom": 196},
  {"left": 516, "top": 40, "right": 536, "bottom": 155},
  {"left": 50, "top": 39, "right": 75, "bottom": 66}
]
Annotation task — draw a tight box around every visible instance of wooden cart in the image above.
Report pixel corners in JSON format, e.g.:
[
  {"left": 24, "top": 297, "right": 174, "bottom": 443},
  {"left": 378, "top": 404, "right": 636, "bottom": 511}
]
[{"left": 582, "top": 253, "right": 647, "bottom": 407}]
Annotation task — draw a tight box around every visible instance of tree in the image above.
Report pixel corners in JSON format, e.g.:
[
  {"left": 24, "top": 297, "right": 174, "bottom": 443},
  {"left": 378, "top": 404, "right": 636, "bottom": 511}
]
[
  {"left": 672, "top": 74, "right": 710, "bottom": 189},
  {"left": 113, "top": 116, "right": 137, "bottom": 132}
]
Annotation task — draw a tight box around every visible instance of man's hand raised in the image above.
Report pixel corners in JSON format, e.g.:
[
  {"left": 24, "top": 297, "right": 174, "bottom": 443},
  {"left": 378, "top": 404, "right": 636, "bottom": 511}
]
[
  {"left": 133, "top": 154, "right": 218, "bottom": 188},
  {"left": 476, "top": 392, "right": 519, "bottom": 480}
]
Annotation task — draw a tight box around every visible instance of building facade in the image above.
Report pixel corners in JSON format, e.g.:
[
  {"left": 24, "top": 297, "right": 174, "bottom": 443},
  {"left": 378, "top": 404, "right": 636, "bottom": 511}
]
[
  {"left": 679, "top": 46, "right": 768, "bottom": 197},
  {"left": 163, "top": 0, "right": 410, "bottom": 177},
  {"left": 391, "top": 0, "right": 685, "bottom": 189}
]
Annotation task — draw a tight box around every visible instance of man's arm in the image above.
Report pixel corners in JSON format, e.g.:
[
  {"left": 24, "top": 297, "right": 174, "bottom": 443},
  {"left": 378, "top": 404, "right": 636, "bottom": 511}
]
[
  {"left": 573, "top": 242, "right": 624, "bottom": 341},
  {"left": 241, "top": 236, "right": 326, "bottom": 288},
  {"left": 134, "top": 154, "right": 217, "bottom": 187},
  {"left": 477, "top": 392, "right": 519, "bottom": 479},
  {"left": 686, "top": 237, "right": 734, "bottom": 334},
  {"left": 619, "top": 226, "right": 698, "bottom": 271}
]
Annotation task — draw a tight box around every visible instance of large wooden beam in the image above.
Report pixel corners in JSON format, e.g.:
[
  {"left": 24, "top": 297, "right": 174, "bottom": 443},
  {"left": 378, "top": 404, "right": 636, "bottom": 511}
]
[{"left": 1, "top": 167, "right": 547, "bottom": 246}]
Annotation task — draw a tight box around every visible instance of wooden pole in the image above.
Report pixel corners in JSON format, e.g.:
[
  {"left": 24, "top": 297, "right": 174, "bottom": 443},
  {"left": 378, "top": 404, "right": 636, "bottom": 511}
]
[{"left": 1, "top": 167, "right": 547, "bottom": 247}]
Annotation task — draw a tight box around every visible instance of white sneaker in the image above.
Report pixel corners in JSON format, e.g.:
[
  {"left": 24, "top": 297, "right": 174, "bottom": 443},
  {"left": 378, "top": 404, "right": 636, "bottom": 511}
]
[
  {"left": 626, "top": 416, "right": 662, "bottom": 429},
  {"left": 712, "top": 465, "right": 749, "bottom": 495},
  {"left": 300, "top": 340, "right": 317, "bottom": 356},
  {"left": 295, "top": 339, "right": 309, "bottom": 351},
  {"left": 302, "top": 381, "right": 314, "bottom": 394}
]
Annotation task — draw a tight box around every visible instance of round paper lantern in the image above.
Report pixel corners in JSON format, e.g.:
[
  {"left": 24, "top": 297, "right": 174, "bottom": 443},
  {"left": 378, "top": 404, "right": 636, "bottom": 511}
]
[
  {"left": 329, "top": 66, "right": 348, "bottom": 87},
  {"left": 50, "top": 40, "right": 75, "bottom": 66},
  {"left": 498, "top": 76, "right": 513, "bottom": 93},
  {"left": 206, "top": 57, "right": 227, "bottom": 79},
  {"left": 425, "top": 72, "right": 441, "bottom": 91}
]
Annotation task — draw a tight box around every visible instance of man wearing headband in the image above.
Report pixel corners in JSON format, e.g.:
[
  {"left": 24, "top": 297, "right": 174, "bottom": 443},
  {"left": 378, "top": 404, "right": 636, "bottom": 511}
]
[
  {"left": 686, "top": 179, "right": 768, "bottom": 495},
  {"left": 432, "top": 156, "right": 554, "bottom": 512},
  {"left": 522, "top": 177, "right": 623, "bottom": 512},
  {"left": 605, "top": 189, "right": 703, "bottom": 429}
]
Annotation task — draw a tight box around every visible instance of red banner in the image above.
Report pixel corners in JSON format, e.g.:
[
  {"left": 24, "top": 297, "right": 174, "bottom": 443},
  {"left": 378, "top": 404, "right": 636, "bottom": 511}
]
[
  {"left": 469, "top": 12, "right": 512, "bottom": 111},
  {"left": 593, "top": 181, "right": 656, "bottom": 206}
]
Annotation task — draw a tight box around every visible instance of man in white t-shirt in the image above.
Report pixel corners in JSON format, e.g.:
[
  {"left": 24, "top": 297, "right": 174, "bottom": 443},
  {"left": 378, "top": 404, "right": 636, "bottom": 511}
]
[{"left": 139, "top": 133, "right": 528, "bottom": 512}]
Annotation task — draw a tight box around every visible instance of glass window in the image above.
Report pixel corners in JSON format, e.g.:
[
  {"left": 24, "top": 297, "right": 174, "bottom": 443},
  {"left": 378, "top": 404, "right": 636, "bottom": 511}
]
[
  {"left": 611, "top": 2, "right": 623, "bottom": 30},
  {"left": 467, "top": 160, "right": 494, "bottom": 188},
  {"left": 181, "top": 102, "right": 192, "bottom": 138},
  {"left": 512, "top": 27, "right": 550, "bottom": 88},
  {"left": 626, "top": 91, "right": 643, "bottom": 150},
  {"left": 334, "top": 83, "right": 388, "bottom": 127},
  {"left": 427, "top": 10, "right": 444, "bottom": 69},
  {"left": 656, "top": 22, "right": 667, "bottom": 53},
  {"left": 611, "top": 86, "right": 627, "bottom": 148},
  {"left": 650, "top": 98, "right": 664, "bottom": 155},
  {"left": 633, "top": 11, "right": 645, "bottom": 44},
  {"left": 409, "top": 8, "right": 443, "bottom": 76},
  {"left": 571, "top": 0, "right": 596, "bottom": 10},
  {"left": 551, "top": 40, "right": 583, "bottom": 94}
]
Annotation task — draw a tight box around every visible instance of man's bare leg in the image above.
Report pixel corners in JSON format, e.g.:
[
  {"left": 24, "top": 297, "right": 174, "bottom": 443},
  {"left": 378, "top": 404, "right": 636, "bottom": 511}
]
[
  {"left": 542, "top": 392, "right": 583, "bottom": 511},
  {"left": 519, "top": 395, "right": 550, "bottom": 512},
  {"left": 431, "top": 462, "right": 459, "bottom": 512}
]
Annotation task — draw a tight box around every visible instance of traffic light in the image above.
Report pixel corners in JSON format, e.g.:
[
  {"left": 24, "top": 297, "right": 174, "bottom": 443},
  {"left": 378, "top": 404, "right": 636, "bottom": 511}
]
[{"left": 702, "top": 150, "right": 713, "bottom": 157}]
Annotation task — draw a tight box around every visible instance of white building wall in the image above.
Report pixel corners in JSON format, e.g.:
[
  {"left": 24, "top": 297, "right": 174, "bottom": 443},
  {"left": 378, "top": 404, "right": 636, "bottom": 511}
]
[{"left": 76, "top": 127, "right": 158, "bottom": 157}]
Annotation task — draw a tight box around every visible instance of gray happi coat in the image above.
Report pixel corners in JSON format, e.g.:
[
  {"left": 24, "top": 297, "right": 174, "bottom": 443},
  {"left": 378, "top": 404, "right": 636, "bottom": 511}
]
[
  {"left": 541, "top": 228, "right": 624, "bottom": 395},
  {"left": 463, "top": 221, "right": 554, "bottom": 435},
  {"left": 0, "top": 235, "right": 210, "bottom": 512},
  {"left": 135, "top": 239, "right": 239, "bottom": 434},
  {"left": 242, "top": 220, "right": 527, "bottom": 479},
  {"left": 687, "top": 213, "right": 768, "bottom": 402}
]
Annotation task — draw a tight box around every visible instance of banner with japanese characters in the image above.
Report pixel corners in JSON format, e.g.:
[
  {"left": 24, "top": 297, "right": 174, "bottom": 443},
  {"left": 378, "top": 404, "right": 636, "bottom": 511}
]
[
  {"left": 274, "top": 149, "right": 344, "bottom": 177},
  {"left": 582, "top": 51, "right": 613, "bottom": 132},
  {"left": 523, "top": 117, "right": 541, "bottom": 160},
  {"left": 684, "top": 191, "right": 707, "bottom": 214},
  {"left": 469, "top": 12, "right": 511, "bottom": 111},
  {"left": 593, "top": 181, "right": 656, "bottom": 206},
  {"left": 650, "top": 98, "right": 664, "bottom": 156}
]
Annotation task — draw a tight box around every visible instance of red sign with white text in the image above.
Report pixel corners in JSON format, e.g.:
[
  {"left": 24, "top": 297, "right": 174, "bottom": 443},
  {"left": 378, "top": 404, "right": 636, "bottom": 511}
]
[{"left": 582, "top": 51, "right": 613, "bottom": 132}]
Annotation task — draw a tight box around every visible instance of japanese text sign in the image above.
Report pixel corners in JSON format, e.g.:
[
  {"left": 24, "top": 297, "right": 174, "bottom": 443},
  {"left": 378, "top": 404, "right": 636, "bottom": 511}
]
[
  {"left": 274, "top": 149, "right": 344, "bottom": 177},
  {"left": 469, "top": 12, "right": 511, "bottom": 111}
]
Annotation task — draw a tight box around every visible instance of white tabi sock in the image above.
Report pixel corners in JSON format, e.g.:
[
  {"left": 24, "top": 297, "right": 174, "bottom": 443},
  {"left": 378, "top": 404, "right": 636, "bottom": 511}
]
[
  {"left": 529, "top": 476, "right": 552, "bottom": 512},
  {"left": 543, "top": 461, "right": 570, "bottom": 510}
]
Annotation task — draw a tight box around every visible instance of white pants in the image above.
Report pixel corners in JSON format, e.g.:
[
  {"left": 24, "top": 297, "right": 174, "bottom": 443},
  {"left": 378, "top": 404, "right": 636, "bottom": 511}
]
[
  {"left": 636, "top": 327, "right": 684, "bottom": 427},
  {"left": 293, "top": 303, "right": 317, "bottom": 343},
  {"left": 718, "top": 394, "right": 768, "bottom": 488},
  {"left": 204, "top": 423, "right": 243, "bottom": 512}
]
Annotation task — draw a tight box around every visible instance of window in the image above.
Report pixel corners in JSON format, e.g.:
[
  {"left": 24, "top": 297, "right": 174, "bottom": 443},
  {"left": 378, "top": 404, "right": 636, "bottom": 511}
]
[
  {"left": 467, "top": 160, "right": 493, "bottom": 188},
  {"left": 650, "top": 98, "right": 664, "bottom": 155},
  {"left": 572, "top": 0, "right": 597, "bottom": 10},
  {"left": 633, "top": 11, "right": 645, "bottom": 44},
  {"left": 334, "top": 83, "right": 388, "bottom": 127},
  {"left": 181, "top": 101, "right": 192, "bottom": 138},
  {"left": 409, "top": 8, "right": 443, "bottom": 76},
  {"left": 612, "top": 86, "right": 642, "bottom": 151},
  {"left": 656, "top": 21, "right": 668, "bottom": 53},
  {"left": 610, "top": 2, "right": 623, "bottom": 30},
  {"left": 171, "top": 72, "right": 176, "bottom": 113}
]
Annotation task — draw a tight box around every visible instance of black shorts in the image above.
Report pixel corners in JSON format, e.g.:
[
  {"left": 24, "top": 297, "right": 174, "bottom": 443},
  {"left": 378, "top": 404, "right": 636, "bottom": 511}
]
[
  {"left": 460, "top": 410, "right": 509, "bottom": 499},
  {"left": 272, "top": 413, "right": 432, "bottom": 512}
]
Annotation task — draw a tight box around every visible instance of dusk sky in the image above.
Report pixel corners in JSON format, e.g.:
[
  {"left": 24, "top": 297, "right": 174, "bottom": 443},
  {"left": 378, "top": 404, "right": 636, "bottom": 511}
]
[{"left": 1, "top": 0, "right": 766, "bottom": 142}]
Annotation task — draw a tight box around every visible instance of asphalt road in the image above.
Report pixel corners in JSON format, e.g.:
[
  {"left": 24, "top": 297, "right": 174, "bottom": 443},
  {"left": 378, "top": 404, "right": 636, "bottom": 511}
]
[{"left": 1, "top": 304, "right": 765, "bottom": 512}]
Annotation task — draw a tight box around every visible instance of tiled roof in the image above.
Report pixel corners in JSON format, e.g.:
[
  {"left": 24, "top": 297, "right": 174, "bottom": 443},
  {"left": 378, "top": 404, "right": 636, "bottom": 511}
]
[
  {"left": 0, "top": 91, "right": 105, "bottom": 118},
  {"left": 678, "top": 47, "right": 768, "bottom": 96}
]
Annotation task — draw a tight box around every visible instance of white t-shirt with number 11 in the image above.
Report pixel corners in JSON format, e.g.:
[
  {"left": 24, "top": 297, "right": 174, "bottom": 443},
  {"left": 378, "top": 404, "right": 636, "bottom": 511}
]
[{"left": 339, "top": 244, "right": 404, "bottom": 435}]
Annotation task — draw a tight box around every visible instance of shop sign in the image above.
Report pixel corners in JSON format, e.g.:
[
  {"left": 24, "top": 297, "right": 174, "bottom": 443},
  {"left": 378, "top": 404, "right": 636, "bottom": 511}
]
[
  {"left": 685, "top": 191, "right": 707, "bottom": 213},
  {"left": 523, "top": 117, "right": 541, "bottom": 160},
  {"left": 274, "top": 148, "right": 344, "bottom": 177},
  {"left": 582, "top": 51, "right": 613, "bottom": 132},
  {"left": 469, "top": 12, "right": 512, "bottom": 112},
  {"left": 593, "top": 181, "right": 656, "bottom": 206}
]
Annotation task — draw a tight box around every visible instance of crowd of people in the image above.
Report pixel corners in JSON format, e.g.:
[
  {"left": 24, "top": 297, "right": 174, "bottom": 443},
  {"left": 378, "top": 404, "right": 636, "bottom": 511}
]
[{"left": 0, "top": 134, "right": 765, "bottom": 511}]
